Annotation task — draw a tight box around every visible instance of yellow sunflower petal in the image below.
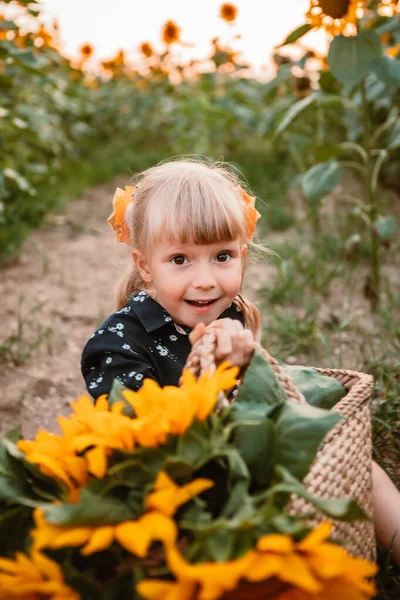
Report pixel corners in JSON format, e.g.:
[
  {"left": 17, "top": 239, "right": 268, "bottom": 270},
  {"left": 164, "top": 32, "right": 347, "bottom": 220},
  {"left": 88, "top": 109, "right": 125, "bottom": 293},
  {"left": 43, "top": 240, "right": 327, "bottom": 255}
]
[
  {"left": 0, "top": 557, "right": 20, "bottom": 574},
  {"left": 137, "top": 579, "right": 196, "bottom": 600},
  {"left": 85, "top": 445, "right": 108, "bottom": 478},
  {"left": 50, "top": 527, "right": 93, "bottom": 549},
  {"left": 114, "top": 521, "right": 150, "bottom": 557},
  {"left": 95, "top": 395, "right": 110, "bottom": 412},
  {"left": 27, "top": 453, "right": 73, "bottom": 489},
  {"left": 140, "top": 512, "right": 178, "bottom": 546},
  {"left": 81, "top": 526, "right": 115, "bottom": 555},
  {"left": 31, "top": 551, "right": 63, "bottom": 582},
  {"left": 297, "top": 522, "right": 332, "bottom": 551},
  {"left": 15, "top": 552, "right": 41, "bottom": 580},
  {"left": 257, "top": 533, "right": 295, "bottom": 554},
  {"left": 278, "top": 552, "right": 322, "bottom": 593},
  {"left": 244, "top": 550, "right": 283, "bottom": 582}
]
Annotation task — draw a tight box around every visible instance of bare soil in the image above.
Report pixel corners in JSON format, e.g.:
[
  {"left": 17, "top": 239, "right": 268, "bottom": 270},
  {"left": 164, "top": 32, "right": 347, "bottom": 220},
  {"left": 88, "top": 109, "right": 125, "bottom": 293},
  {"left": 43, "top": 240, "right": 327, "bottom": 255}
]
[{"left": 0, "top": 178, "right": 131, "bottom": 438}]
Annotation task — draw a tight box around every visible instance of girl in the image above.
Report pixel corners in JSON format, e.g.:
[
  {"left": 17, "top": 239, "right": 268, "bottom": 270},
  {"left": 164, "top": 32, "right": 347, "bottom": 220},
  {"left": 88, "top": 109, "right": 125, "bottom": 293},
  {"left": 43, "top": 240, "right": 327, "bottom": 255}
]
[
  {"left": 81, "top": 159, "right": 261, "bottom": 398},
  {"left": 81, "top": 158, "right": 400, "bottom": 567}
]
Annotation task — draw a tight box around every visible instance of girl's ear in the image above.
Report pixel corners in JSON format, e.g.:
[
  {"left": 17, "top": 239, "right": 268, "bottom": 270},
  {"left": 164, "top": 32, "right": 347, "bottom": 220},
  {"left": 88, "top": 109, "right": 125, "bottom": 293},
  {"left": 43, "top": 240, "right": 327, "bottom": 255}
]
[
  {"left": 241, "top": 243, "right": 248, "bottom": 257},
  {"left": 132, "top": 249, "right": 152, "bottom": 283}
]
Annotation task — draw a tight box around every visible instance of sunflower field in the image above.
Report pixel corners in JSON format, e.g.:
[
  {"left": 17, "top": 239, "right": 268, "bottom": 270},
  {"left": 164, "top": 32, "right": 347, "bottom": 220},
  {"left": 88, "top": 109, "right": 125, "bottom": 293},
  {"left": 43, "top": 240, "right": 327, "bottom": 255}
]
[{"left": 1, "top": 0, "right": 400, "bottom": 597}]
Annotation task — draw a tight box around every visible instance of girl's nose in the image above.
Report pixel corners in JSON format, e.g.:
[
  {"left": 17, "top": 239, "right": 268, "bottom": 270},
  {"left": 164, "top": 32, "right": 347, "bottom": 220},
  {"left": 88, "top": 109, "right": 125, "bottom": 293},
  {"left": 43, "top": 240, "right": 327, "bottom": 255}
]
[{"left": 193, "top": 265, "right": 217, "bottom": 289}]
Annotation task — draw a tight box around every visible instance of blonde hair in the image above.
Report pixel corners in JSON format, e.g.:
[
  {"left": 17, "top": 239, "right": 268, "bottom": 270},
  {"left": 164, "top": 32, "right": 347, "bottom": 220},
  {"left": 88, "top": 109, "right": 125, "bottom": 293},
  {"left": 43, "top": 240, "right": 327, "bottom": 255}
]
[{"left": 115, "top": 158, "right": 263, "bottom": 341}]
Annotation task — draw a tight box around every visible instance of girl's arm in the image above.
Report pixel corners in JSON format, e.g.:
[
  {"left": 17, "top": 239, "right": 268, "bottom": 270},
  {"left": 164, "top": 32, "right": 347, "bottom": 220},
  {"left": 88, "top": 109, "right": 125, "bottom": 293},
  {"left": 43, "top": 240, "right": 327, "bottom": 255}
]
[{"left": 372, "top": 460, "right": 400, "bottom": 567}]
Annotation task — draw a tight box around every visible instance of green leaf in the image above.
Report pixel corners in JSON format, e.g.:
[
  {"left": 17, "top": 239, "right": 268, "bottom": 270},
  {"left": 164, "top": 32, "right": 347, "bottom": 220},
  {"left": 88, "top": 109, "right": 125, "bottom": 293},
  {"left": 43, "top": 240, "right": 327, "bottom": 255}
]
[
  {"left": 373, "top": 56, "right": 400, "bottom": 86},
  {"left": 373, "top": 215, "right": 397, "bottom": 241},
  {"left": 281, "top": 365, "right": 346, "bottom": 409},
  {"left": 0, "top": 506, "right": 34, "bottom": 555},
  {"left": 207, "top": 528, "right": 235, "bottom": 561},
  {"left": 275, "top": 403, "right": 342, "bottom": 481},
  {"left": 0, "top": 20, "right": 18, "bottom": 31},
  {"left": 276, "top": 466, "right": 368, "bottom": 521},
  {"left": 388, "top": 120, "right": 400, "bottom": 148},
  {"left": 275, "top": 94, "right": 317, "bottom": 136},
  {"left": 231, "top": 418, "right": 276, "bottom": 489},
  {"left": 176, "top": 425, "right": 210, "bottom": 466},
  {"left": 328, "top": 31, "right": 383, "bottom": 85},
  {"left": 4, "top": 425, "right": 22, "bottom": 443},
  {"left": 0, "top": 438, "right": 33, "bottom": 502},
  {"left": 43, "top": 490, "right": 135, "bottom": 526},
  {"left": 301, "top": 159, "right": 343, "bottom": 204},
  {"left": 108, "top": 379, "right": 134, "bottom": 416},
  {"left": 280, "top": 24, "right": 313, "bottom": 46},
  {"left": 3, "top": 168, "right": 32, "bottom": 193},
  {"left": 237, "top": 347, "right": 288, "bottom": 407}
]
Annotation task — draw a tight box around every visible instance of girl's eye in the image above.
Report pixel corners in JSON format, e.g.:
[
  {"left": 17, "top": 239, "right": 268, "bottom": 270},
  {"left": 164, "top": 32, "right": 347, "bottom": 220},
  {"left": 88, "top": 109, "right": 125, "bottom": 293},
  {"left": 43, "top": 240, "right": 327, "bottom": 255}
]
[
  {"left": 171, "top": 255, "right": 188, "bottom": 265},
  {"left": 216, "top": 252, "right": 231, "bottom": 263}
]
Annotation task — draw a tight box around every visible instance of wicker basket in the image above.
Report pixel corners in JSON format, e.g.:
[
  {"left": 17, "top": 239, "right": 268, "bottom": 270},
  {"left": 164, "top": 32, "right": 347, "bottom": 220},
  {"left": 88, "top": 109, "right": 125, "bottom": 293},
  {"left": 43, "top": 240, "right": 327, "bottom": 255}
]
[{"left": 184, "top": 329, "right": 376, "bottom": 563}]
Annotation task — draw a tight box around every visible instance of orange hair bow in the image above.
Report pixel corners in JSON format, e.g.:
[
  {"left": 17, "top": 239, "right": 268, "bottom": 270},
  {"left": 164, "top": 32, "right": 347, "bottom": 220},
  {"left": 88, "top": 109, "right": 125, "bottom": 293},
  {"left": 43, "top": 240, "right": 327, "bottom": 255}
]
[
  {"left": 107, "top": 186, "right": 135, "bottom": 245},
  {"left": 236, "top": 187, "right": 261, "bottom": 240}
]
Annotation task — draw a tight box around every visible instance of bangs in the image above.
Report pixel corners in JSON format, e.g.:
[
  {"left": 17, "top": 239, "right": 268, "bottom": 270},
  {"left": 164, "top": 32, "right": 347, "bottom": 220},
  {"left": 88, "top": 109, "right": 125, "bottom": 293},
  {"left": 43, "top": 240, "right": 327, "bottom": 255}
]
[{"left": 143, "top": 168, "right": 246, "bottom": 248}]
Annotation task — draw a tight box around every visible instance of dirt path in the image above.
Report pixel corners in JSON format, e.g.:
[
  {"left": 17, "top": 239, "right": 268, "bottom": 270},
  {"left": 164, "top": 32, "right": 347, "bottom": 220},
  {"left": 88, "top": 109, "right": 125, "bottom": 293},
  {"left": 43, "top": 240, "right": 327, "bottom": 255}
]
[
  {"left": 0, "top": 178, "right": 268, "bottom": 439},
  {"left": 0, "top": 178, "right": 133, "bottom": 437}
]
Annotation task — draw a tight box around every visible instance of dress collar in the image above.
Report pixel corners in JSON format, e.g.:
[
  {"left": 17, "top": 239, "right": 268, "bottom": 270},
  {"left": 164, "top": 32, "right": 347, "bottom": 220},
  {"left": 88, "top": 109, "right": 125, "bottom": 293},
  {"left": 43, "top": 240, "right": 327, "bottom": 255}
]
[{"left": 127, "top": 290, "right": 243, "bottom": 334}]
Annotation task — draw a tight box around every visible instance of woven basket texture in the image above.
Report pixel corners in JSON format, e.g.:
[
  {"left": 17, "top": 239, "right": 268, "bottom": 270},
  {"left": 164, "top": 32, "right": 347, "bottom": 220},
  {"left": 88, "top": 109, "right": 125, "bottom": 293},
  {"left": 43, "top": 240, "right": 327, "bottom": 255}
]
[{"left": 183, "top": 329, "right": 376, "bottom": 564}]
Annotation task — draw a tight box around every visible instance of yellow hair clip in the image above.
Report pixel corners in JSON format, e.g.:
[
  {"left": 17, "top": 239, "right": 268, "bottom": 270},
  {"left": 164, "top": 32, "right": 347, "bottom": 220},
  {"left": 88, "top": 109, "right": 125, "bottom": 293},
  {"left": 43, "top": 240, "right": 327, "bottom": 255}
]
[
  {"left": 107, "top": 186, "right": 135, "bottom": 245},
  {"left": 236, "top": 187, "right": 261, "bottom": 240}
]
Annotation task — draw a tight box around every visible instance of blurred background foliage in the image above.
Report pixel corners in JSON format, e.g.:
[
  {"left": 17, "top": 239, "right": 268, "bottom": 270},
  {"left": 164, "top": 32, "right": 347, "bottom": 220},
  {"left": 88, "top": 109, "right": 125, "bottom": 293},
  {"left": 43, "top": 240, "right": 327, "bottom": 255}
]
[{"left": 2, "top": 0, "right": 398, "bottom": 269}]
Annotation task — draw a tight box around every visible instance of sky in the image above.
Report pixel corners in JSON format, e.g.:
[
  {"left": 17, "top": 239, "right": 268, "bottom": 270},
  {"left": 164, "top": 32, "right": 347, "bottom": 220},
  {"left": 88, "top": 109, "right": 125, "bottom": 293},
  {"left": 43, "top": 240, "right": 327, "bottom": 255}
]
[{"left": 39, "top": 0, "right": 327, "bottom": 78}]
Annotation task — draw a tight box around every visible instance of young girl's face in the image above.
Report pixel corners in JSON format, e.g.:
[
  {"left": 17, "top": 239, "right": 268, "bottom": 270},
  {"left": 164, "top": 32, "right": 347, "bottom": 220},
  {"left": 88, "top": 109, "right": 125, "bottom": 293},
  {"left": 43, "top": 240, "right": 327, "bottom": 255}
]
[{"left": 134, "top": 239, "right": 247, "bottom": 328}]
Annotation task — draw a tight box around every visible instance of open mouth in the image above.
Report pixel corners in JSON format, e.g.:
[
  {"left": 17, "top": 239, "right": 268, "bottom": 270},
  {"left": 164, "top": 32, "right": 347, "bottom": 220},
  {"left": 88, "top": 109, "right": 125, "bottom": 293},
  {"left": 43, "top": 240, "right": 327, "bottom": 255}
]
[{"left": 185, "top": 299, "right": 219, "bottom": 307}]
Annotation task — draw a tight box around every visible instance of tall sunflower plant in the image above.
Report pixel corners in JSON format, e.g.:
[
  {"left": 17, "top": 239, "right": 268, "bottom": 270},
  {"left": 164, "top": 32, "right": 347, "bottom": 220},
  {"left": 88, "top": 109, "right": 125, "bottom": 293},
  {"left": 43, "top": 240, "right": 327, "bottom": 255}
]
[
  {"left": 0, "top": 350, "right": 377, "bottom": 599},
  {"left": 276, "top": 0, "right": 400, "bottom": 312}
]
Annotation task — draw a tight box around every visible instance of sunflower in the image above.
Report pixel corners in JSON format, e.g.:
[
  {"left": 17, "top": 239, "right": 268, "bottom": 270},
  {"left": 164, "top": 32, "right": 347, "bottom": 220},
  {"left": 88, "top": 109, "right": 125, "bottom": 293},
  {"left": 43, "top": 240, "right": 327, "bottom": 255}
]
[
  {"left": 379, "top": 0, "right": 399, "bottom": 15},
  {"left": 79, "top": 43, "right": 94, "bottom": 58},
  {"left": 162, "top": 20, "right": 181, "bottom": 45},
  {"left": 0, "top": 550, "right": 79, "bottom": 600},
  {"left": 140, "top": 41, "right": 154, "bottom": 57},
  {"left": 139, "top": 522, "right": 377, "bottom": 600},
  {"left": 306, "top": 0, "right": 366, "bottom": 35},
  {"left": 219, "top": 3, "right": 238, "bottom": 22}
]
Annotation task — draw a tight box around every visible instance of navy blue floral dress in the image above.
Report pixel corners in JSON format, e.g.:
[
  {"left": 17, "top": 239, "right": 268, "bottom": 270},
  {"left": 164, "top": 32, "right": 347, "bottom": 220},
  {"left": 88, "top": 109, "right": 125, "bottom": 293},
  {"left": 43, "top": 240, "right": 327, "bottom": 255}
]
[{"left": 81, "top": 290, "right": 245, "bottom": 399}]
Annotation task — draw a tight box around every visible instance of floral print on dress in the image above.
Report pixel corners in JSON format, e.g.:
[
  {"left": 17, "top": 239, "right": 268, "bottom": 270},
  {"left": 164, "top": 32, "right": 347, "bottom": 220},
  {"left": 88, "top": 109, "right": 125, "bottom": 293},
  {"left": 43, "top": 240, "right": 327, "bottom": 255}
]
[
  {"left": 116, "top": 306, "right": 131, "bottom": 314},
  {"left": 156, "top": 344, "right": 169, "bottom": 357},
  {"left": 131, "top": 290, "right": 147, "bottom": 303}
]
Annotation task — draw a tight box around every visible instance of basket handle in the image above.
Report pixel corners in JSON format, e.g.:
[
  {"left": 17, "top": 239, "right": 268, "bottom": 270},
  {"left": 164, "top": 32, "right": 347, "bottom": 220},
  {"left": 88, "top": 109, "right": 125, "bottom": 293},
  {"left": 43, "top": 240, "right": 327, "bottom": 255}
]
[{"left": 182, "top": 327, "right": 306, "bottom": 407}]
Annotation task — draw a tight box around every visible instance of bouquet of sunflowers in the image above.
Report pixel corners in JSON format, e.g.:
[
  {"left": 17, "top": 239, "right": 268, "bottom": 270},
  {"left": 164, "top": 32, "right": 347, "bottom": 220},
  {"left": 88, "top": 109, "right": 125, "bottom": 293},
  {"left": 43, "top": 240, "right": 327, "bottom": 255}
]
[{"left": 0, "top": 349, "right": 377, "bottom": 600}]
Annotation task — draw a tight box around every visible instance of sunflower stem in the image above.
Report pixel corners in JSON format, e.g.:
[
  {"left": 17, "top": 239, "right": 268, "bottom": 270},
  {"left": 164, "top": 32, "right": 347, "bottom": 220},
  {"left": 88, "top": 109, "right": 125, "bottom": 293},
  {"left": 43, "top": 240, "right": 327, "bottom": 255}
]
[{"left": 360, "top": 78, "right": 380, "bottom": 312}]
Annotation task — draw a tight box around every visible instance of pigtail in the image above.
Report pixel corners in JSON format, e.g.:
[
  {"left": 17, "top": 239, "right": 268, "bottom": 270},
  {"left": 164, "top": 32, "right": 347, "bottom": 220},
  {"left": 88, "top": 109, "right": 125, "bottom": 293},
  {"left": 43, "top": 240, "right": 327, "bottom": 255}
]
[
  {"left": 115, "top": 261, "right": 148, "bottom": 311},
  {"left": 234, "top": 294, "right": 262, "bottom": 344}
]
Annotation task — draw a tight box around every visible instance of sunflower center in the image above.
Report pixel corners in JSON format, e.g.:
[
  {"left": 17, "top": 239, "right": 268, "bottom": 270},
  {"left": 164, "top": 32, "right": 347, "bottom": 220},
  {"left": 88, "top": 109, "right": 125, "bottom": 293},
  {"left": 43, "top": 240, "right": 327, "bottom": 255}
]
[{"left": 319, "top": 0, "right": 351, "bottom": 18}]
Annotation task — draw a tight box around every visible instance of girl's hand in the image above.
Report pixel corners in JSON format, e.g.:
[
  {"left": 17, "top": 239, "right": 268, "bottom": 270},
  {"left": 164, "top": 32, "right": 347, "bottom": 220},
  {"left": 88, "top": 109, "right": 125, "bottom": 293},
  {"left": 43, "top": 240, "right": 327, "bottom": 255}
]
[{"left": 189, "top": 319, "right": 256, "bottom": 370}]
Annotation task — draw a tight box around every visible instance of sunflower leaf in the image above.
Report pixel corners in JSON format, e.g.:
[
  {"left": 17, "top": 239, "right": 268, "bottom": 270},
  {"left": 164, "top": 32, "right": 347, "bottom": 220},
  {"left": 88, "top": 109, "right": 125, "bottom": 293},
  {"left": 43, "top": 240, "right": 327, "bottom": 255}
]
[
  {"left": 43, "top": 489, "right": 135, "bottom": 526},
  {"left": 274, "top": 402, "right": 342, "bottom": 481},
  {"left": 280, "top": 23, "right": 314, "bottom": 47},
  {"left": 328, "top": 31, "right": 383, "bottom": 85}
]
